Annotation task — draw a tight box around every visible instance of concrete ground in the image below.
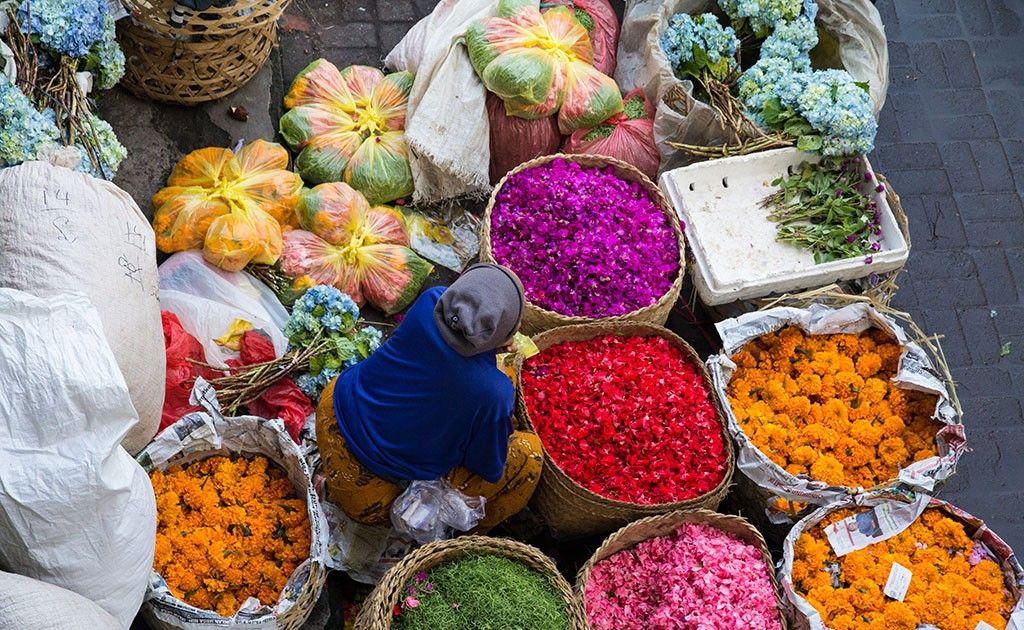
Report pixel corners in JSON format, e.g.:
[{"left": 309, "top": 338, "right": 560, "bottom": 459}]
[{"left": 106, "top": 0, "right": 1024, "bottom": 625}]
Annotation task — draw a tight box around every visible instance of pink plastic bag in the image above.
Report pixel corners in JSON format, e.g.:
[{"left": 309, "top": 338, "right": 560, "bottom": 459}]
[
  {"left": 562, "top": 88, "right": 660, "bottom": 180},
  {"left": 487, "top": 92, "right": 563, "bottom": 184}
]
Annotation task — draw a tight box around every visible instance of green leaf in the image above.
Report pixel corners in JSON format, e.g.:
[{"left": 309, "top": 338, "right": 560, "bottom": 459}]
[
  {"left": 796, "top": 134, "right": 823, "bottom": 152},
  {"left": 761, "top": 98, "right": 784, "bottom": 126},
  {"left": 854, "top": 81, "right": 870, "bottom": 93},
  {"left": 1000, "top": 341, "right": 1012, "bottom": 357},
  {"left": 309, "top": 354, "right": 325, "bottom": 375},
  {"left": 784, "top": 118, "right": 814, "bottom": 138}
]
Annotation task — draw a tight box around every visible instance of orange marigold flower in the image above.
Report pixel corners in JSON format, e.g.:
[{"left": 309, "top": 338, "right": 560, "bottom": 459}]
[
  {"left": 150, "top": 455, "right": 310, "bottom": 617},
  {"left": 878, "top": 436, "right": 909, "bottom": 468}
]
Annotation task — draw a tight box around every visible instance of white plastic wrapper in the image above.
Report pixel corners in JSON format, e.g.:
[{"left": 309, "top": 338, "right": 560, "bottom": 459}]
[
  {"left": 158, "top": 251, "right": 289, "bottom": 367},
  {"left": 136, "top": 382, "right": 329, "bottom": 630},
  {"left": 707, "top": 303, "right": 966, "bottom": 510},
  {"left": 781, "top": 490, "right": 1024, "bottom": 630},
  {"left": 390, "top": 480, "right": 486, "bottom": 544}
]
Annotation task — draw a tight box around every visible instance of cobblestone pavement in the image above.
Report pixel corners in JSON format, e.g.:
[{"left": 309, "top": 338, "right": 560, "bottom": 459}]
[{"left": 113, "top": 0, "right": 1023, "bottom": 625}]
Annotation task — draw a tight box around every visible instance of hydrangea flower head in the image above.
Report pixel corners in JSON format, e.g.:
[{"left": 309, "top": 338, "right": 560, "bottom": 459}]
[
  {"left": 759, "top": 15, "right": 818, "bottom": 67},
  {"left": 737, "top": 56, "right": 809, "bottom": 123},
  {"left": 719, "top": 0, "right": 804, "bottom": 36},
  {"left": 797, "top": 69, "right": 877, "bottom": 155},
  {"left": 0, "top": 76, "right": 61, "bottom": 166},
  {"left": 660, "top": 13, "right": 739, "bottom": 81},
  {"left": 18, "top": 0, "right": 108, "bottom": 58},
  {"left": 91, "top": 14, "right": 126, "bottom": 90}
]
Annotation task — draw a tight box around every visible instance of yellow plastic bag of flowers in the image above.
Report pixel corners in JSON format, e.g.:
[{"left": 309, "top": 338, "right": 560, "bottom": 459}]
[
  {"left": 136, "top": 384, "right": 329, "bottom": 629},
  {"left": 781, "top": 490, "right": 1024, "bottom": 630},
  {"left": 152, "top": 140, "right": 303, "bottom": 272},
  {"left": 280, "top": 61, "right": 415, "bottom": 204},
  {"left": 466, "top": 0, "right": 623, "bottom": 134},
  {"left": 707, "top": 302, "right": 966, "bottom": 521},
  {"left": 279, "top": 182, "right": 433, "bottom": 314}
]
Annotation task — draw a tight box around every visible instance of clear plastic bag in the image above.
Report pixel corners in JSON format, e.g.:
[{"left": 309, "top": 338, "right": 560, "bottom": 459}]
[
  {"left": 158, "top": 251, "right": 289, "bottom": 367},
  {"left": 390, "top": 479, "right": 486, "bottom": 544}
]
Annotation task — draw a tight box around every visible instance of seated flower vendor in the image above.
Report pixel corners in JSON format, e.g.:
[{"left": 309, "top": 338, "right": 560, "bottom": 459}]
[{"left": 316, "top": 263, "right": 543, "bottom": 530}]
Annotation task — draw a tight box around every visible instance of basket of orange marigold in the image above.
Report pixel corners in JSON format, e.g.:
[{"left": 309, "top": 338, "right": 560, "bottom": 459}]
[
  {"left": 781, "top": 489, "right": 1023, "bottom": 630},
  {"left": 136, "top": 403, "right": 328, "bottom": 630},
  {"left": 707, "top": 301, "right": 966, "bottom": 527}
]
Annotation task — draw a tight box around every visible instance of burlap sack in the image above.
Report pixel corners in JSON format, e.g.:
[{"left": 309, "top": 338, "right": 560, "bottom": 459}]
[
  {"left": 615, "top": 0, "right": 889, "bottom": 173},
  {"left": 0, "top": 161, "right": 164, "bottom": 454}
]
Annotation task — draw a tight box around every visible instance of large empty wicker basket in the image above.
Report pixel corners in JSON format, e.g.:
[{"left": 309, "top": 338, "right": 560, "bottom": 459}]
[{"left": 118, "top": 0, "right": 290, "bottom": 105}]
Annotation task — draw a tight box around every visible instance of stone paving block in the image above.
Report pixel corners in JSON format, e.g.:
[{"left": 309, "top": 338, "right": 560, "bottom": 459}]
[
  {"left": 930, "top": 113, "right": 1000, "bottom": 142},
  {"left": 954, "top": 365, "right": 1014, "bottom": 397},
  {"left": 925, "top": 88, "right": 987, "bottom": 119},
  {"left": 972, "top": 38, "right": 1024, "bottom": 86},
  {"left": 876, "top": 142, "right": 943, "bottom": 171},
  {"left": 911, "top": 194, "right": 969, "bottom": 250},
  {"left": 971, "top": 248, "right": 1020, "bottom": 305},
  {"left": 971, "top": 140, "right": 1017, "bottom": 191},
  {"left": 379, "top": 0, "right": 417, "bottom": 21},
  {"left": 939, "top": 39, "right": 982, "bottom": 88},
  {"left": 963, "top": 218, "right": 1024, "bottom": 247},
  {"left": 939, "top": 142, "right": 985, "bottom": 192},
  {"left": 956, "top": 191, "right": 1024, "bottom": 221},
  {"left": 959, "top": 306, "right": 1005, "bottom": 365},
  {"left": 320, "top": 21, "right": 379, "bottom": 48},
  {"left": 889, "top": 167, "right": 952, "bottom": 195},
  {"left": 903, "top": 13, "right": 964, "bottom": 39},
  {"left": 909, "top": 42, "right": 949, "bottom": 86},
  {"left": 988, "top": 89, "right": 1024, "bottom": 138},
  {"left": 379, "top": 21, "right": 413, "bottom": 52}
]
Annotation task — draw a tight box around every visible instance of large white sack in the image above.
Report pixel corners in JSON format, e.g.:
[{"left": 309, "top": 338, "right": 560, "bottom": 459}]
[
  {"left": 0, "top": 571, "right": 120, "bottom": 630},
  {"left": 0, "top": 161, "right": 164, "bottom": 454},
  {"left": 0, "top": 289, "right": 157, "bottom": 628},
  {"left": 158, "top": 251, "right": 289, "bottom": 367}
]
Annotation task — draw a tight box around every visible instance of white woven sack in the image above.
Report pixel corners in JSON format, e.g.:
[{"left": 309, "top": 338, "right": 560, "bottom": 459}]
[
  {"left": 0, "top": 161, "right": 164, "bottom": 454},
  {"left": 0, "top": 571, "right": 121, "bottom": 630}
]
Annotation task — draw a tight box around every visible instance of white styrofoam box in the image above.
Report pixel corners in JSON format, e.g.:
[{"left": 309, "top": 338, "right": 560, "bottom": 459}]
[{"left": 659, "top": 148, "right": 909, "bottom": 306}]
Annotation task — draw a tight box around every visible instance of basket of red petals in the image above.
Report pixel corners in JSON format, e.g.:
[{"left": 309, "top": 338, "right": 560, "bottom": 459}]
[{"left": 517, "top": 322, "right": 734, "bottom": 539}]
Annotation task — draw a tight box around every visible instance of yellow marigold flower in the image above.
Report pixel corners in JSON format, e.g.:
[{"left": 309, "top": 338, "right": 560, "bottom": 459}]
[
  {"left": 849, "top": 419, "right": 884, "bottom": 446},
  {"left": 878, "top": 436, "right": 909, "bottom": 468},
  {"left": 150, "top": 455, "right": 310, "bottom": 617},
  {"left": 809, "top": 455, "right": 845, "bottom": 485},
  {"left": 855, "top": 352, "right": 882, "bottom": 378}
]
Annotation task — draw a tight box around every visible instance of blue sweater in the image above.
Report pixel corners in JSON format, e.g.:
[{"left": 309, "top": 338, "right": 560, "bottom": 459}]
[{"left": 332, "top": 287, "right": 513, "bottom": 483}]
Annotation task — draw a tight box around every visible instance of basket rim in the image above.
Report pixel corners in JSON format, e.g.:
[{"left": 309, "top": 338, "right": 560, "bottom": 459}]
[
  {"left": 355, "top": 535, "right": 588, "bottom": 630},
  {"left": 479, "top": 153, "right": 687, "bottom": 328},
  {"left": 575, "top": 509, "right": 789, "bottom": 630},
  {"left": 516, "top": 322, "right": 736, "bottom": 512},
  {"left": 141, "top": 447, "right": 325, "bottom": 623},
  {"left": 122, "top": 0, "right": 292, "bottom": 37}
]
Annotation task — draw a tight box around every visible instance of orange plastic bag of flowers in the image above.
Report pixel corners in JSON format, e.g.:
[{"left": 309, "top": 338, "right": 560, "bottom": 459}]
[
  {"left": 562, "top": 88, "right": 660, "bottom": 180},
  {"left": 280, "top": 183, "right": 433, "bottom": 314},
  {"left": 466, "top": 0, "right": 623, "bottom": 134},
  {"left": 487, "top": 91, "right": 562, "bottom": 184},
  {"left": 541, "top": 0, "right": 619, "bottom": 76},
  {"left": 152, "top": 140, "right": 302, "bottom": 272}
]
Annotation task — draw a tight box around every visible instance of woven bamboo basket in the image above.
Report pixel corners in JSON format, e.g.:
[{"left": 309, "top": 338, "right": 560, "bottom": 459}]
[
  {"left": 354, "top": 536, "right": 588, "bottom": 630},
  {"left": 576, "top": 509, "right": 789, "bottom": 629},
  {"left": 517, "top": 322, "right": 735, "bottom": 540},
  {"left": 117, "top": 0, "right": 287, "bottom": 106},
  {"left": 479, "top": 153, "right": 686, "bottom": 336},
  {"left": 122, "top": 0, "right": 289, "bottom": 37}
]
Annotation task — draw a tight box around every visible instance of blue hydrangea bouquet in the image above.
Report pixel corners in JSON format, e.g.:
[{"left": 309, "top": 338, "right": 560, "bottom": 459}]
[
  {"left": 660, "top": 0, "right": 877, "bottom": 159},
  {"left": 200, "top": 285, "right": 384, "bottom": 413},
  {"left": 1, "top": 0, "right": 127, "bottom": 179}
]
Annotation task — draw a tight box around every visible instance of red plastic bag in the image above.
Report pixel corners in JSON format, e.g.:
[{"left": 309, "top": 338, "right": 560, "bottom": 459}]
[
  {"left": 541, "top": 0, "right": 619, "bottom": 76},
  {"left": 161, "top": 311, "right": 219, "bottom": 432},
  {"left": 487, "top": 92, "right": 562, "bottom": 184},
  {"left": 562, "top": 89, "right": 660, "bottom": 180},
  {"left": 228, "top": 330, "right": 314, "bottom": 442}
]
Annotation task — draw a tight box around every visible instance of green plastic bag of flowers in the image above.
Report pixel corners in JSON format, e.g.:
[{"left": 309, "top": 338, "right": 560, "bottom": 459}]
[
  {"left": 280, "top": 61, "right": 415, "bottom": 204},
  {"left": 466, "top": 0, "right": 623, "bottom": 134}
]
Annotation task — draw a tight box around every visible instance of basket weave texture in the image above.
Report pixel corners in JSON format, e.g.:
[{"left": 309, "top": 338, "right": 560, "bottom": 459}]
[
  {"left": 123, "top": 0, "right": 288, "bottom": 36},
  {"left": 575, "top": 509, "right": 789, "bottom": 630},
  {"left": 479, "top": 153, "right": 686, "bottom": 336},
  {"left": 117, "top": 0, "right": 290, "bottom": 105},
  {"left": 517, "top": 322, "right": 735, "bottom": 540},
  {"left": 354, "top": 536, "right": 588, "bottom": 630}
]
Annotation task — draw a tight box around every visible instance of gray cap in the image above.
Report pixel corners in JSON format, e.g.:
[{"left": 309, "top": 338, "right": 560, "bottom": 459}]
[{"left": 433, "top": 263, "right": 525, "bottom": 357}]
